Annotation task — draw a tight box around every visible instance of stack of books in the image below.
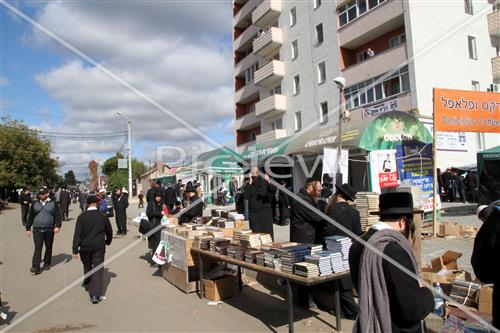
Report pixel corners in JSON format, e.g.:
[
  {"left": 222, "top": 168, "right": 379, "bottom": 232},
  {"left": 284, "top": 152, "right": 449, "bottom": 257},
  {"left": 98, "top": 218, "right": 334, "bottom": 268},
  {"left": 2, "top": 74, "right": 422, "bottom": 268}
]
[
  {"left": 228, "top": 212, "right": 245, "bottom": 221},
  {"left": 293, "top": 262, "right": 320, "bottom": 278},
  {"left": 305, "top": 251, "right": 334, "bottom": 276},
  {"left": 256, "top": 252, "right": 266, "bottom": 266},
  {"left": 227, "top": 245, "right": 246, "bottom": 260},
  {"left": 193, "top": 235, "right": 213, "bottom": 250},
  {"left": 233, "top": 229, "right": 252, "bottom": 243},
  {"left": 280, "top": 245, "right": 310, "bottom": 274},
  {"left": 271, "top": 242, "right": 298, "bottom": 249},
  {"left": 218, "top": 220, "right": 234, "bottom": 229},
  {"left": 240, "top": 233, "right": 261, "bottom": 248},
  {"left": 330, "top": 252, "right": 345, "bottom": 273},
  {"left": 356, "top": 192, "right": 379, "bottom": 231},
  {"left": 325, "top": 236, "right": 352, "bottom": 258},
  {"left": 209, "top": 238, "right": 231, "bottom": 255},
  {"left": 305, "top": 244, "right": 323, "bottom": 255},
  {"left": 208, "top": 230, "right": 225, "bottom": 239},
  {"left": 260, "top": 233, "right": 273, "bottom": 245},
  {"left": 245, "top": 249, "right": 262, "bottom": 263},
  {"left": 264, "top": 250, "right": 281, "bottom": 269}
]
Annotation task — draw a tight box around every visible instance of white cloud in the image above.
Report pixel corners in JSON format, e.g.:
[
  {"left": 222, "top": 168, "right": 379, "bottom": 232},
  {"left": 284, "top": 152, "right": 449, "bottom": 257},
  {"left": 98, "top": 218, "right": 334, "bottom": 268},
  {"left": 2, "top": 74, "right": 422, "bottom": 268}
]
[
  {"left": 0, "top": 76, "right": 9, "bottom": 86},
  {"left": 25, "top": 1, "right": 235, "bottom": 175}
]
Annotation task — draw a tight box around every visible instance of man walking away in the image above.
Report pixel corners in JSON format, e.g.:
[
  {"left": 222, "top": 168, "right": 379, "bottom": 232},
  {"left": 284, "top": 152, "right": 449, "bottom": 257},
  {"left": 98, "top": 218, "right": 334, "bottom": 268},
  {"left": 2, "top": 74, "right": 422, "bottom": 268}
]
[
  {"left": 19, "top": 189, "right": 32, "bottom": 227},
  {"left": 59, "top": 187, "right": 71, "bottom": 221},
  {"left": 73, "top": 195, "right": 113, "bottom": 304},
  {"left": 114, "top": 188, "right": 129, "bottom": 236},
  {"left": 79, "top": 190, "right": 88, "bottom": 212},
  {"left": 138, "top": 191, "right": 144, "bottom": 208},
  {"left": 25, "top": 187, "right": 62, "bottom": 274},
  {"left": 164, "top": 185, "right": 176, "bottom": 211},
  {"left": 245, "top": 168, "right": 276, "bottom": 238},
  {"left": 349, "top": 192, "right": 434, "bottom": 333}
]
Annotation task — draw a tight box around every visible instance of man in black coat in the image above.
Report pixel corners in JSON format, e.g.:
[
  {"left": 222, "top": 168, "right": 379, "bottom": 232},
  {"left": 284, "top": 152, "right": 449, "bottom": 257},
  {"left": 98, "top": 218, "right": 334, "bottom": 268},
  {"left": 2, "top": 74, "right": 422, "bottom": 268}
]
[
  {"left": 277, "top": 179, "right": 291, "bottom": 226},
  {"left": 114, "top": 188, "right": 129, "bottom": 236},
  {"left": 146, "top": 192, "right": 164, "bottom": 265},
  {"left": 59, "top": 188, "right": 71, "bottom": 221},
  {"left": 245, "top": 168, "right": 276, "bottom": 237},
  {"left": 290, "top": 177, "right": 323, "bottom": 308},
  {"left": 472, "top": 202, "right": 500, "bottom": 329},
  {"left": 72, "top": 195, "right": 113, "bottom": 304},
  {"left": 179, "top": 183, "right": 203, "bottom": 224},
  {"left": 19, "top": 189, "right": 32, "bottom": 227},
  {"left": 322, "top": 183, "right": 361, "bottom": 320},
  {"left": 349, "top": 192, "right": 434, "bottom": 333},
  {"left": 164, "top": 185, "right": 177, "bottom": 211},
  {"left": 79, "top": 190, "right": 88, "bottom": 212},
  {"left": 26, "top": 187, "right": 62, "bottom": 274}
]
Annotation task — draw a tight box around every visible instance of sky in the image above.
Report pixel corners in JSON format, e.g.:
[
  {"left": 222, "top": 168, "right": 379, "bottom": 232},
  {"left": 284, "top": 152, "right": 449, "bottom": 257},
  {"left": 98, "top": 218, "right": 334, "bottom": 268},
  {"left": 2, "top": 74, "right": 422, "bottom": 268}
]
[{"left": 0, "top": 0, "right": 235, "bottom": 179}]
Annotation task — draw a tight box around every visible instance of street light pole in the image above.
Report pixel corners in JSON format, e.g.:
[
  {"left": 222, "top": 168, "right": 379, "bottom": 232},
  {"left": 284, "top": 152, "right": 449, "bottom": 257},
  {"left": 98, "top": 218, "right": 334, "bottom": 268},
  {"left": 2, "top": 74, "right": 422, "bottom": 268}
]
[
  {"left": 117, "top": 112, "right": 133, "bottom": 197},
  {"left": 334, "top": 76, "right": 346, "bottom": 187}
]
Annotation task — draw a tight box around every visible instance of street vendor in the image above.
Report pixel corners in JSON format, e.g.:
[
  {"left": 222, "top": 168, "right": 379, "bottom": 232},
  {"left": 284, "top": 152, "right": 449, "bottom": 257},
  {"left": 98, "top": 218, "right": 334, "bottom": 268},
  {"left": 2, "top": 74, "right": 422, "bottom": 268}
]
[{"left": 179, "top": 183, "right": 203, "bottom": 224}]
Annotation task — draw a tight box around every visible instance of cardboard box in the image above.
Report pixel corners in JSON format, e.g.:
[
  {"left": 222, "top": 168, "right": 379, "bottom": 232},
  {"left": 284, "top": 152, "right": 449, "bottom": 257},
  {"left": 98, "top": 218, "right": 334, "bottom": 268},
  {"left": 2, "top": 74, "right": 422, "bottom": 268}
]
[
  {"left": 161, "top": 264, "right": 198, "bottom": 294},
  {"left": 460, "top": 225, "right": 478, "bottom": 238},
  {"left": 478, "top": 287, "right": 493, "bottom": 315},
  {"left": 203, "top": 274, "right": 236, "bottom": 301},
  {"left": 431, "top": 251, "right": 462, "bottom": 272},
  {"left": 439, "top": 222, "right": 462, "bottom": 237}
]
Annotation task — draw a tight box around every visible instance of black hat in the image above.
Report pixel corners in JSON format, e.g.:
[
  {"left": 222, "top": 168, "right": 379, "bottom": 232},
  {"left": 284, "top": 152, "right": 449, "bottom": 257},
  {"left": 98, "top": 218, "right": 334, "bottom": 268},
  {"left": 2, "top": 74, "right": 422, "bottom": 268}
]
[
  {"left": 335, "top": 183, "right": 357, "bottom": 201},
  {"left": 156, "top": 180, "right": 162, "bottom": 185},
  {"left": 38, "top": 187, "right": 49, "bottom": 195},
  {"left": 371, "top": 192, "right": 422, "bottom": 216},
  {"left": 185, "top": 183, "right": 196, "bottom": 193},
  {"left": 86, "top": 195, "right": 100, "bottom": 205}
]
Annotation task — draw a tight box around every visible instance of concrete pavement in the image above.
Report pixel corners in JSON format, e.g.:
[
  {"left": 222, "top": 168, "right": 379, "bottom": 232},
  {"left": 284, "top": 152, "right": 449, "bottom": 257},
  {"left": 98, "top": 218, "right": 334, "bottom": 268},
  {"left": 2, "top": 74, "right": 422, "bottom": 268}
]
[{"left": 0, "top": 203, "right": 354, "bottom": 332}]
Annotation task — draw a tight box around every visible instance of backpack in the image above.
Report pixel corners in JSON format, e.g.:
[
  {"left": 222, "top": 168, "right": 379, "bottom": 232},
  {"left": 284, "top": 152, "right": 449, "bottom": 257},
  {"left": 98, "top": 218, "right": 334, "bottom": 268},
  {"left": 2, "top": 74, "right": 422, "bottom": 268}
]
[{"left": 99, "top": 198, "right": 107, "bottom": 213}]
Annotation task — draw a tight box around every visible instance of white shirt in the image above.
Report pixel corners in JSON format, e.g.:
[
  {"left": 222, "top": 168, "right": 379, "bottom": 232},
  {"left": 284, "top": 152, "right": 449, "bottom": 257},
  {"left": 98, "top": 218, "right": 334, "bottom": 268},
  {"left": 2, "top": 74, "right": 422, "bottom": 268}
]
[
  {"left": 41, "top": 198, "right": 51, "bottom": 207},
  {"left": 371, "top": 221, "right": 392, "bottom": 231},
  {"left": 87, "top": 206, "right": 97, "bottom": 211}
]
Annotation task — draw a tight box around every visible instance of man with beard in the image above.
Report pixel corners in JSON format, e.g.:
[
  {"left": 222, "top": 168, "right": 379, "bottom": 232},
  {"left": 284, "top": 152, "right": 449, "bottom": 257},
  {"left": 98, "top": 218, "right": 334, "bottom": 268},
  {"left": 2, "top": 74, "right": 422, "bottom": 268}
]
[
  {"left": 179, "top": 183, "right": 203, "bottom": 224},
  {"left": 349, "top": 192, "right": 433, "bottom": 333},
  {"left": 245, "top": 167, "right": 276, "bottom": 238},
  {"left": 114, "top": 188, "right": 129, "bottom": 236}
]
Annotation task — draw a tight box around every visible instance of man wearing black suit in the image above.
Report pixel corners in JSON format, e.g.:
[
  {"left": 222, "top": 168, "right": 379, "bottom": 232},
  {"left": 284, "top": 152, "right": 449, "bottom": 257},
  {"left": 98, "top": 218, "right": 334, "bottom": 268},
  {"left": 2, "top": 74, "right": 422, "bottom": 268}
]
[{"left": 72, "top": 195, "right": 113, "bottom": 304}]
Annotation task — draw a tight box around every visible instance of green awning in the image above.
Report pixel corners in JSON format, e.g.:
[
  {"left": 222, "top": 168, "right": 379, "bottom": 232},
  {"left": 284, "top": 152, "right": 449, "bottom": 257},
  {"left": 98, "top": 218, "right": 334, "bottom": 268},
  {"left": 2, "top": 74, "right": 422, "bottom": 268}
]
[
  {"left": 242, "top": 137, "right": 291, "bottom": 161},
  {"left": 286, "top": 111, "right": 433, "bottom": 154},
  {"left": 178, "top": 146, "right": 243, "bottom": 175}
]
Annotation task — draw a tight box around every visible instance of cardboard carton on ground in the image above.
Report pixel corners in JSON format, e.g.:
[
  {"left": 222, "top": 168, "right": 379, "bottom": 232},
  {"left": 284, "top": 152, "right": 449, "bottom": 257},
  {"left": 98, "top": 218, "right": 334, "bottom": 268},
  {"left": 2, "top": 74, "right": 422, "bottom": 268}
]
[
  {"left": 439, "top": 222, "right": 462, "bottom": 237},
  {"left": 431, "top": 251, "right": 462, "bottom": 272},
  {"left": 203, "top": 274, "right": 236, "bottom": 301},
  {"left": 478, "top": 286, "right": 493, "bottom": 315},
  {"left": 460, "top": 225, "right": 478, "bottom": 238}
]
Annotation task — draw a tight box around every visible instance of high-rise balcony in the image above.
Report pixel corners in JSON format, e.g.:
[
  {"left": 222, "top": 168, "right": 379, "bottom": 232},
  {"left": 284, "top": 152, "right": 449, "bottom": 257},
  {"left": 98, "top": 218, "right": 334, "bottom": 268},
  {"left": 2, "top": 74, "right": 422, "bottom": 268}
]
[
  {"left": 256, "top": 129, "right": 287, "bottom": 143},
  {"left": 234, "top": 25, "right": 259, "bottom": 52},
  {"left": 252, "top": 0, "right": 282, "bottom": 28},
  {"left": 342, "top": 43, "right": 408, "bottom": 85},
  {"left": 338, "top": 0, "right": 404, "bottom": 49},
  {"left": 255, "top": 94, "right": 286, "bottom": 119},
  {"left": 253, "top": 27, "right": 283, "bottom": 57},
  {"left": 488, "top": 10, "right": 500, "bottom": 39},
  {"left": 234, "top": 0, "right": 258, "bottom": 27},
  {"left": 254, "top": 60, "right": 284, "bottom": 89},
  {"left": 493, "top": 56, "right": 500, "bottom": 84},
  {"left": 235, "top": 110, "right": 259, "bottom": 131}
]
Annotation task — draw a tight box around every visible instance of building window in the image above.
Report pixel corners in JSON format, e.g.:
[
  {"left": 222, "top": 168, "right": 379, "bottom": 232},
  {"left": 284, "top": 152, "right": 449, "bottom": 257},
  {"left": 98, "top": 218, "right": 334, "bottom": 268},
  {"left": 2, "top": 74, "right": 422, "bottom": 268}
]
[
  {"left": 468, "top": 36, "right": 478, "bottom": 60},
  {"left": 295, "top": 111, "right": 302, "bottom": 132},
  {"left": 244, "top": 63, "right": 259, "bottom": 84},
  {"left": 338, "top": 0, "right": 386, "bottom": 27},
  {"left": 389, "top": 34, "right": 406, "bottom": 48},
  {"left": 290, "top": 7, "right": 297, "bottom": 27},
  {"left": 465, "top": 0, "right": 474, "bottom": 14},
  {"left": 320, "top": 102, "right": 328, "bottom": 124},
  {"left": 250, "top": 132, "right": 256, "bottom": 141},
  {"left": 472, "top": 81, "right": 480, "bottom": 91},
  {"left": 344, "top": 66, "right": 410, "bottom": 109},
  {"left": 357, "top": 49, "right": 375, "bottom": 62},
  {"left": 291, "top": 40, "right": 298, "bottom": 60},
  {"left": 271, "top": 85, "right": 282, "bottom": 95},
  {"left": 315, "top": 24, "right": 324, "bottom": 46},
  {"left": 271, "top": 118, "right": 283, "bottom": 130},
  {"left": 314, "top": 0, "right": 321, "bottom": 9},
  {"left": 317, "top": 61, "right": 326, "bottom": 84},
  {"left": 293, "top": 75, "right": 300, "bottom": 95}
]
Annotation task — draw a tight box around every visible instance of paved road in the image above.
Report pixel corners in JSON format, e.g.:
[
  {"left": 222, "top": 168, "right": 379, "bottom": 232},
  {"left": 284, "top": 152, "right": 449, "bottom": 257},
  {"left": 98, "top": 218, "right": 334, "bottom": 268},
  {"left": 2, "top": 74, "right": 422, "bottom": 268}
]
[{"left": 0, "top": 203, "right": 354, "bottom": 333}]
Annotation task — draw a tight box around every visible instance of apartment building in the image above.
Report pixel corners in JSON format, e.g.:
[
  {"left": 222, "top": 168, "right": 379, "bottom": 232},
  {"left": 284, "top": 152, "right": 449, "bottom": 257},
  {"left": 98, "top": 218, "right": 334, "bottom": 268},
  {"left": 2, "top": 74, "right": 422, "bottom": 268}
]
[
  {"left": 233, "top": 0, "right": 341, "bottom": 153},
  {"left": 233, "top": 0, "right": 499, "bottom": 168}
]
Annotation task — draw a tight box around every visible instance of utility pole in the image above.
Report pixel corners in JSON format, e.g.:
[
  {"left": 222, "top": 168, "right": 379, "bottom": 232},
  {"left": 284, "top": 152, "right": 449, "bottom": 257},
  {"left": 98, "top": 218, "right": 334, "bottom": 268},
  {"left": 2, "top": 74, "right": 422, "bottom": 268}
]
[
  {"left": 117, "top": 112, "right": 133, "bottom": 197},
  {"left": 334, "top": 76, "right": 346, "bottom": 186}
]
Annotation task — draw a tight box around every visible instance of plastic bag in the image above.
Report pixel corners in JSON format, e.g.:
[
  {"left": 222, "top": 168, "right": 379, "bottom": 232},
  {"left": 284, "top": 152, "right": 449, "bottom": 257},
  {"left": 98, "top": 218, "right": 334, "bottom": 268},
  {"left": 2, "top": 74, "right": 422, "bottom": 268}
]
[
  {"left": 152, "top": 240, "right": 167, "bottom": 265},
  {"left": 161, "top": 215, "right": 170, "bottom": 227}
]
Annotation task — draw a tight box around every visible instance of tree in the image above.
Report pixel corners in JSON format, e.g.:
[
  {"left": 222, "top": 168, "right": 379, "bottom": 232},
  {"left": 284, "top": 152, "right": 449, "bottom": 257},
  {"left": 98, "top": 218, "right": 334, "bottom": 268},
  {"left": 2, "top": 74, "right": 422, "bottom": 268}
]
[
  {"left": 64, "top": 170, "right": 77, "bottom": 186},
  {"left": 102, "top": 152, "right": 125, "bottom": 176},
  {"left": 107, "top": 169, "right": 128, "bottom": 191},
  {"left": 88, "top": 160, "right": 99, "bottom": 190},
  {"left": 132, "top": 159, "right": 148, "bottom": 179},
  {"left": 0, "top": 117, "right": 60, "bottom": 189}
]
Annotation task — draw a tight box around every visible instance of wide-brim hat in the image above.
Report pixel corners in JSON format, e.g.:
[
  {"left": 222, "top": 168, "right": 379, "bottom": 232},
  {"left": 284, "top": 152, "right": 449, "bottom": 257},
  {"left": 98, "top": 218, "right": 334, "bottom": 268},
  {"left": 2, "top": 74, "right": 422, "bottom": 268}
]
[
  {"left": 38, "top": 187, "right": 49, "bottom": 195},
  {"left": 86, "top": 195, "right": 100, "bottom": 205},
  {"left": 335, "top": 183, "right": 357, "bottom": 201},
  {"left": 370, "top": 192, "right": 424, "bottom": 216},
  {"left": 185, "top": 183, "right": 197, "bottom": 193}
]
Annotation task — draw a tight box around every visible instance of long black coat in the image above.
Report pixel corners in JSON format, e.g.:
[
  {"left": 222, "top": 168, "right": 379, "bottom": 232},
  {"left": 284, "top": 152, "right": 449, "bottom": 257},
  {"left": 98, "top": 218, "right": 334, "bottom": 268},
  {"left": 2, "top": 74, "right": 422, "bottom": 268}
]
[
  {"left": 179, "top": 194, "right": 203, "bottom": 224},
  {"left": 146, "top": 201, "right": 163, "bottom": 250},
  {"left": 114, "top": 194, "right": 129, "bottom": 226},
  {"left": 164, "top": 187, "right": 176, "bottom": 206},
  {"left": 290, "top": 188, "right": 323, "bottom": 244},
  {"left": 245, "top": 176, "right": 275, "bottom": 237},
  {"left": 60, "top": 190, "right": 71, "bottom": 209},
  {"left": 349, "top": 228, "right": 434, "bottom": 333}
]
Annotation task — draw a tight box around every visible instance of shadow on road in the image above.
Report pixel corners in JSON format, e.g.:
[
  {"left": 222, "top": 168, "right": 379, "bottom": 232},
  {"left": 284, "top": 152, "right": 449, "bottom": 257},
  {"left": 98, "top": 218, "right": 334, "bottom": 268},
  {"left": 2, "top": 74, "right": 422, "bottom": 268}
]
[
  {"left": 51, "top": 253, "right": 73, "bottom": 268},
  {"left": 0, "top": 301, "right": 17, "bottom": 326},
  {"left": 102, "top": 268, "right": 117, "bottom": 296}
]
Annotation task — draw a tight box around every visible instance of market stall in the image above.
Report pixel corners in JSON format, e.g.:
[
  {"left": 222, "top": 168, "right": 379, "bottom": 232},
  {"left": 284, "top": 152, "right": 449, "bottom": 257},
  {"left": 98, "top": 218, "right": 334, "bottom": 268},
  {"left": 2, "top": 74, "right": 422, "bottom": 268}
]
[{"left": 477, "top": 145, "right": 500, "bottom": 205}]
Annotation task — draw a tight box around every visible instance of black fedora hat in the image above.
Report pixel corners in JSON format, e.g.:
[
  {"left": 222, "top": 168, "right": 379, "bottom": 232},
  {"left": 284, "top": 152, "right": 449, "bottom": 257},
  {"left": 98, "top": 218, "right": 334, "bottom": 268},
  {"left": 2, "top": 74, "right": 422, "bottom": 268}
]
[
  {"left": 185, "top": 183, "right": 197, "bottom": 193},
  {"left": 371, "top": 192, "right": 423, "bottom": 216},
  {"left": 335, "top": 183, "right": 357, "bottom": 201}
]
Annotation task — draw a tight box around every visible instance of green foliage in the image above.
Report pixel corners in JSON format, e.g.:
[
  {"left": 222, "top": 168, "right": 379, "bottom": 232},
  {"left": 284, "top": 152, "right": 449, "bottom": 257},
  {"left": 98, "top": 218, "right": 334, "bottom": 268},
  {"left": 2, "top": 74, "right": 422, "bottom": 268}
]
[
  {"left": 107, "top": 169, "right": 127, "bottom": 190},
  {"left": 132, "top": 159, "right": 147, "bottom": 179},
  {"left": 102, "top": 152, "right": 125, "bottom": 176},
  {"left": 102, "top": 152, "right": 147, "bottom": 191},
  {"left": 0, "top": 117, "right": 60, "bottom": 189},
  {"left": 64, "top": 170, "right": 77, "bottom": 186}
]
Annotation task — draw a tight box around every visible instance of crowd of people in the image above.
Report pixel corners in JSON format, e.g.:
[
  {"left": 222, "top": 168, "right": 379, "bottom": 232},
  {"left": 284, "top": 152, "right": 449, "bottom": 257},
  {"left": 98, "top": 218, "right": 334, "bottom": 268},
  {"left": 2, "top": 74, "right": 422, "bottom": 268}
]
[{"left": 437, "top": 168, "right": 478, "bottom": 203}]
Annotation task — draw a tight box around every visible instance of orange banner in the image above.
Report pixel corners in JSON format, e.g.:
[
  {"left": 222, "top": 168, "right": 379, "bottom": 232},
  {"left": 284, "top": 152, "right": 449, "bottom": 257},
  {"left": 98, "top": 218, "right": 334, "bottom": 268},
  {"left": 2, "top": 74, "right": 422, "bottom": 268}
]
[{"left": 433, "top": 88, "right": 500, "bottom": 133}]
